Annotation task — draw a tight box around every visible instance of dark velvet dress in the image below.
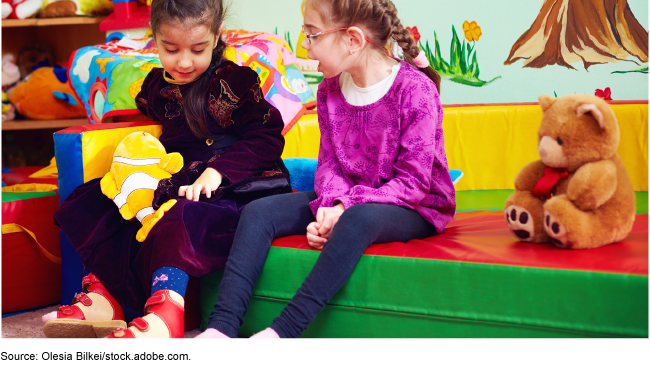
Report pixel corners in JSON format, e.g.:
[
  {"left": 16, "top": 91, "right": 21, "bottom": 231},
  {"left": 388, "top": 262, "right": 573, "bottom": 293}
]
[{"left": 53, "top": 60, "right": 292, "bottom": 311}]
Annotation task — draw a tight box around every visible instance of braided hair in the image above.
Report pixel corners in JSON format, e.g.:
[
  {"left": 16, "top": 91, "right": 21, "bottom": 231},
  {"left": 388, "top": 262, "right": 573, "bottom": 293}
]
[
  {"left": 150, "top": 0, "right": 228, "bottom": 139},
  {"left": 304, "top": 0, "right": 440, "bottom": 92}
]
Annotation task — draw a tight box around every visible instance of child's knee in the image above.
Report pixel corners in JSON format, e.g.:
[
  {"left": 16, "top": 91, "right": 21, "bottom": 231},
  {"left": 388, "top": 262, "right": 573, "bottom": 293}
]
[
  {"left": 241, "top": 197, "right": 275, "bottom": 222},
  {"left": 338, "top": 204, "right": 381, "bottom": 230}
]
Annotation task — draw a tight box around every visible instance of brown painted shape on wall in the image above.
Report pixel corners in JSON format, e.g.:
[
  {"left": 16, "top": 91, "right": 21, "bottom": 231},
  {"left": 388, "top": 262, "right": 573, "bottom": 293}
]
[{"left": 504, "top": 0, "right": 648, "bottom": 70}]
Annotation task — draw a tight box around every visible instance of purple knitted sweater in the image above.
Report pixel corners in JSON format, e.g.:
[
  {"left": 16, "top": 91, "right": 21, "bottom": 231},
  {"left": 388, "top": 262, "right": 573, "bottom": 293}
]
[{"left": 309, "top": 60, "right": 456, "bottom": 233}]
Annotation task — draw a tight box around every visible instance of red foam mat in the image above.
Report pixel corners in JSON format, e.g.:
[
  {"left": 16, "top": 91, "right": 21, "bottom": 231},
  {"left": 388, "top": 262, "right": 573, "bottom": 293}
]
[
  {"left": 272, "top": 211, "right": 648, "bottom": 276},
  {"left": 2, "top": 195, "right": 62, "bottom": 312},
  {"left": 2, "top": 166, "right": 58, "bottom": 186}
]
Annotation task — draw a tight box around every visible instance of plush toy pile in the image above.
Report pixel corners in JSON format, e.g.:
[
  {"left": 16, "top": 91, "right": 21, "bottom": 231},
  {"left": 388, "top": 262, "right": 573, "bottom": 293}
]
[
  {"left": 2, "top": 54, "right": 20, "bottom": 121},
  {"left": 505, "top": 94, "right": 636, "bottom": 249},
  {"left": 38, "top": 0, "right": 113, "bottom": 18},
  {"left": 9, "top": 65, "right": 86, "bottom": 120},
  {"left": 2, "top": 0, "right": 43, "bottom": 20},
  {"left": 1, "top": 0, "right": 113, "bottom": 19}
]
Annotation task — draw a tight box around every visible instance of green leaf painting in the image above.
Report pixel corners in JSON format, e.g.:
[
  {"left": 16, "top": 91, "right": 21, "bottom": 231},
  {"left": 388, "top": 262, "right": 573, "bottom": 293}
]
[
  {"left": 612, "top": 66, "right": 648, "bottom": 74},
  {"left": 420, "top": 25, "right": 500, "bottom": 87},
  {"left": 284, "top": 31, "right": 294, "bottom": 53}
]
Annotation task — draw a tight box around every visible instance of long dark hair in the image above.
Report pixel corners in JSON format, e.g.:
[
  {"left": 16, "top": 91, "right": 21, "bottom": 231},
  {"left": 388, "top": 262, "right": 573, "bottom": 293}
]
[
  {"left": 151, "top": 0, "right": 228, "bottom": 139},
  {"left": 305, "top": 0, "right": 441, "bottom": 93}
]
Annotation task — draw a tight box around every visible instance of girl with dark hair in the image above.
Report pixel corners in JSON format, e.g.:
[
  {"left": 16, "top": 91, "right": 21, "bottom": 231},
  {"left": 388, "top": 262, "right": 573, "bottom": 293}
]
[
  {"left": 197, "top": 0, "right": 455, "bottom": 338},
  {"left": 42, "top": 0, "right": 291, "bottom": 338}
]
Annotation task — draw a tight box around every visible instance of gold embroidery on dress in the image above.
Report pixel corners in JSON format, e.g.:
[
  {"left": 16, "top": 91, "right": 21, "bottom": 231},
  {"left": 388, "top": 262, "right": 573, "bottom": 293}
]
[
  {"left": 250, "top": 82, "right": 263, "bottom": 103},
  {"left": 263, "top": 109, "right": 272, "bottom": 124},
  {"left": 161, "top": 85, "right": 184, "bottom": 119},
  {"left": 208, "top": 79, "right": 241, "bottom": 128}
]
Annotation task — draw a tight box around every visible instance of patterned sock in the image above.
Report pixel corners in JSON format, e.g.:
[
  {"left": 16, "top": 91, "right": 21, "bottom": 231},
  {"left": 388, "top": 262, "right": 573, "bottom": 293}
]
[{"left": 151, "top": 266, "right": 189, "bottom": 298}]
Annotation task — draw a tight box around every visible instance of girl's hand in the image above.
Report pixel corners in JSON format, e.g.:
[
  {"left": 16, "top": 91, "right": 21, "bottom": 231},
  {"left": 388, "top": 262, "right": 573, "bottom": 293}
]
[
  {"left": 316, "top": 203, "right": 346, "bottom": 239},
  {"left": 306, "top": 221, "right": 327, "bottom": 250},
  {"left": 179, "top": 167, "right": 223, "bottom": 202}
]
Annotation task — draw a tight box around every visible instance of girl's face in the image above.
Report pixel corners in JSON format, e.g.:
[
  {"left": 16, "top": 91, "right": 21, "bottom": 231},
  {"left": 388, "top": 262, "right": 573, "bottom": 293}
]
[
  {"left": 301, "top": 6, "right": 350, "bottom": 79},
  {"left": 154, "top": 22, "right": 218, "bottom": 83}
]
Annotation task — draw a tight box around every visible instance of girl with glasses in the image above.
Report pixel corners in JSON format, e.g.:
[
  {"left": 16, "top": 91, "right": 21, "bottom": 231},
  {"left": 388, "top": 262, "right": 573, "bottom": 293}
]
[{"left": 197, "top": 0, "right": 455, "bottom": 338}]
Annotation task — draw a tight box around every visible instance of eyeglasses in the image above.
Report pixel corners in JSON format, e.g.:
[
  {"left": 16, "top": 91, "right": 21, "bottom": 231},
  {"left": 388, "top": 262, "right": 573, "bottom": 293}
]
[{"left": 302, "top": 25, "right": 376, "bottom": 46}]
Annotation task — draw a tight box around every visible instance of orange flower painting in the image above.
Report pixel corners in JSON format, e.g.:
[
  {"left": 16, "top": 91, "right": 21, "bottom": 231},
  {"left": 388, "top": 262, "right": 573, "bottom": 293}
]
[{"left": 462, "top": 21, "right": 482, "bottom": 42}]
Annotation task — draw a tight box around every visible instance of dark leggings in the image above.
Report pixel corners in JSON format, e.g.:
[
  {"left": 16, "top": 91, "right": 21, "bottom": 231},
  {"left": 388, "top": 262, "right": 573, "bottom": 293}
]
[{"left": 206, "top": 191, "right": 436, "bottom": 338}]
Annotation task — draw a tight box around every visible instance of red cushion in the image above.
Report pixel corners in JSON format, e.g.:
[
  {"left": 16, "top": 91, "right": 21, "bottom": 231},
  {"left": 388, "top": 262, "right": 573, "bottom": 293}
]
[
  {"left": 2, "top": 166, "right": 58, "bottom": 186},
  {"left": 272, "top": 211, "right": 648, "bottom": 276},
  {"left": 2, "top": 194, "right": 62, "bottom": 312}
]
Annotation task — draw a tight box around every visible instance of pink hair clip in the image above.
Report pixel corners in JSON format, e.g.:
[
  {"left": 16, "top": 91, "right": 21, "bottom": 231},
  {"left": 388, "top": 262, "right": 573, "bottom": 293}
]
[{"left": 413, "top": 50, "right": 429, "bottom": 68}]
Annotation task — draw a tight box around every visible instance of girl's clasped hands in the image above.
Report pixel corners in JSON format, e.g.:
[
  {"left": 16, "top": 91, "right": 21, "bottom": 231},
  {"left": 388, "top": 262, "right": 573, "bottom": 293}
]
[{"left": 307, "top": 203, "right": 346, "bottom": 249}]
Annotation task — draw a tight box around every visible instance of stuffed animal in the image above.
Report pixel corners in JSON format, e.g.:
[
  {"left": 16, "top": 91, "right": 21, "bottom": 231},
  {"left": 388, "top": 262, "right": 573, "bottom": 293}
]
[
  {"left": 1, "top": 0, "right": 11, "bottom": 18},
  {"left": 2, "top": 54, "right": 20, "bottom": 90},
  {"left": 2, "top": 0, "right": 43, "bottom": 19},
  {"left": 2, "top": 54, "right": 20, "bottom": 121},
  {"left": 9, "top": 66, "right": 86, "bottom": 119},
  {"left": 39, "top": 0, "right": 113, "bottom": 18},
  {"left": 100, "top": 132, "right": 184, "bottom": 242},
  {"left": 17, "top": 45, "right": 55, "bottom": 79},
  {"left": 2, "top": 91, "right": 16, "bottom": 121},
  {"left": 504, "top": 94, "right": 635, "bottom": 249}
]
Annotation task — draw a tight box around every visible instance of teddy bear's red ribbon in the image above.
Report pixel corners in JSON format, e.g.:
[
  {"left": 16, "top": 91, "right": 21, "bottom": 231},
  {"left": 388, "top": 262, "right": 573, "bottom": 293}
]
[{"left": 530, "top": 167, "right": 569, "bottom": 199}]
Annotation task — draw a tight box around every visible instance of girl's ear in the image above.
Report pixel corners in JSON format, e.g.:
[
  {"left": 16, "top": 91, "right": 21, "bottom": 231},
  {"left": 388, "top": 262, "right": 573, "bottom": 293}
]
[
  {"left": 214, "top": 24, "right": 223, "bottom": 49},
  {"left": 347, "top": 26, "right": 365, "bottom": 54}
]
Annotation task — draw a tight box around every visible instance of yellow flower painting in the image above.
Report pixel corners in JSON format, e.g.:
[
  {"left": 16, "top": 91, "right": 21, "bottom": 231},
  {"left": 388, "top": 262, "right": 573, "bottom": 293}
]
[{"left": 463, "top": 21, "right": 482, "bottom": 42}]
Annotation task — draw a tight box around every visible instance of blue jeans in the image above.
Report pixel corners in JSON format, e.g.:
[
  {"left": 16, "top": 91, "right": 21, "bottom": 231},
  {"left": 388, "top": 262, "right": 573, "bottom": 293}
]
[{"left": 206, "top": 191, "right": 436, "bottom": 338}]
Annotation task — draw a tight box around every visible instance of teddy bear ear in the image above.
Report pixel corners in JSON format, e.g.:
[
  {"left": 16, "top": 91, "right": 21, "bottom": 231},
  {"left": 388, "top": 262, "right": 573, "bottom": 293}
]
[
  {"left": 538, "top": 95, "right": 556, "bottom": 112},
  {"left": 576, "top": 103, "right": 605, "bottom": 129}
]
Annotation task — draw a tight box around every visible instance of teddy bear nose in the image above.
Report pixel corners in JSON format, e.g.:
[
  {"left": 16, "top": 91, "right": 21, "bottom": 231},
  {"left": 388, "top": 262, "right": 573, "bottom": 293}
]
[{"left": 539, "top": 148, "right": 547, "bottom": 158}]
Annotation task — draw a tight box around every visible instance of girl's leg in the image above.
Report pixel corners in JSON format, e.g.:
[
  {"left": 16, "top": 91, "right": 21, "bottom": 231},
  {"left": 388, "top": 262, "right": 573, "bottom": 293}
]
[
  {"left": 150, "top": 266, "right": 189, "bottom": 297},
  {"left": 270, "top": 203, "right": 436, "bottom": 338},
  {"left": 108, "top": 267, "right": 190, "bottom": 339},
  {"left": 204, "top": 191, "right": 317, "bottom": 338}
]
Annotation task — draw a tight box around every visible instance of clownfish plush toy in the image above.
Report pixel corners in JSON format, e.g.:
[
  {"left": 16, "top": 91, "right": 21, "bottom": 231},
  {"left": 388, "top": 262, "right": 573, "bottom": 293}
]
[{"left": 100, "top": 131, "right": 184, "bottom": 242}]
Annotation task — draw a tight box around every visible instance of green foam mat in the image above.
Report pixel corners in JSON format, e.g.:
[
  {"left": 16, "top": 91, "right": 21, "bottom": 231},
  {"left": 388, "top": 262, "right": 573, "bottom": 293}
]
[
  {"left": 456, "top": 190, "right": 648, "bottom": 214},
  {"left": 200, "top": 247, "right": 648, "bottom": 338},
  {"left": 1, "top": 191, "right": 58, "bottom": 202}
]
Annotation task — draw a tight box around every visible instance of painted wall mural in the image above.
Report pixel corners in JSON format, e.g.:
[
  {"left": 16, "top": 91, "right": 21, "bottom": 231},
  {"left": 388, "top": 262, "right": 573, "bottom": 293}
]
[
  {"left": 504, "top": 0, "right": 648, "bottom": 73},
  {"left": 227, "top": 0, "right": 648, "bottom": 104},
  {"left": 418, "top": 22, "right": 500, "bottom": 87}
]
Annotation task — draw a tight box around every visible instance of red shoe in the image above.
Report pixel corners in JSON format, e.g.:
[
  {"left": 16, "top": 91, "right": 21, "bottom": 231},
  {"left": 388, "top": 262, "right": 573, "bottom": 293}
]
[
  {"left": 42, "top": 273, "right": 126, "bottom": 338},
  {"left": 108, "top": 289, "right": 184, "bottom": 338}
]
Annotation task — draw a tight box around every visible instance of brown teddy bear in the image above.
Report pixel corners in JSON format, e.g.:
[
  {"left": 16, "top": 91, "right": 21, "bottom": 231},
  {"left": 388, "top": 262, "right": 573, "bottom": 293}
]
[{"left": 504, "top": 94, "right": 636, "bottom": 249}]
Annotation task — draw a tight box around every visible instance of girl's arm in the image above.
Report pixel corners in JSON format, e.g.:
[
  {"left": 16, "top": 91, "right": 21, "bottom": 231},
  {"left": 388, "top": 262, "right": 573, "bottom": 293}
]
[
  {"left": 335, "top": 86, "right": 441, "bottom": 210},
  {"left": 207, "top": 67, "right": 285, "bottom": 186},
  {"left": 134, "top": 69, "right": 160, "bottom": 121},
  {"left": 310, "top": 88, "right": 354, "bottom": 210}
]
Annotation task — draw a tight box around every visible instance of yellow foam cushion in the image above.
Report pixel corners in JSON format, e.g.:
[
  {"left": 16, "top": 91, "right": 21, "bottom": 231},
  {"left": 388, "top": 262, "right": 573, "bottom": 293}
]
[
  {"left": 81, "top": 125, "right": 163, "bottom": 183},
  {"left": 282, "top": 104, "right": 648, "bottom": 191},
  {"left": 282, "top": 113, "right": 320, "bottom": 159}
]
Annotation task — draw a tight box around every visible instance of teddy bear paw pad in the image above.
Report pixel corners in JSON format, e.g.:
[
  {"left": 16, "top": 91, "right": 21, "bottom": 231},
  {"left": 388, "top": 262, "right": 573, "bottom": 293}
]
[
  {"left": 544, "top": 210, "right": 568, "bottom": 247},
  {"left": 505, "top": 205, "right": 534, "bottom": 241}
]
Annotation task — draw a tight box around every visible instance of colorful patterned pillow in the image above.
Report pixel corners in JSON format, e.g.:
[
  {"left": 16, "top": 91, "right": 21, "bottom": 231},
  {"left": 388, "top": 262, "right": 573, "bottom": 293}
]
[{"left": 68, "top": 29, "right": 313, "bottom": 134}]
